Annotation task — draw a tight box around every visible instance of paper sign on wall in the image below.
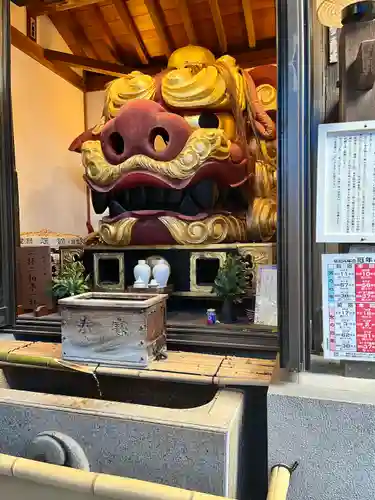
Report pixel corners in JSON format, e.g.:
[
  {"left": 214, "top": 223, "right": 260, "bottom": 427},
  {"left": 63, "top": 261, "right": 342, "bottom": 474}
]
[
  {"left": 254, "top": 265, "right": 277, "bottom": 326},
  {"left": 322, "top": 253, "right": 375, "bottom": 361},
  {"left": 317, "top": 120, "right": 375, "bottom": 243}
]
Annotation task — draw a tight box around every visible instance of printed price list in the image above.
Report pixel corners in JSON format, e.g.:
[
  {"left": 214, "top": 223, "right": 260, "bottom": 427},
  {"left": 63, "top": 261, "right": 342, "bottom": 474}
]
[{"left": 323, "top": 254, "right": 375, "bottom": 360}]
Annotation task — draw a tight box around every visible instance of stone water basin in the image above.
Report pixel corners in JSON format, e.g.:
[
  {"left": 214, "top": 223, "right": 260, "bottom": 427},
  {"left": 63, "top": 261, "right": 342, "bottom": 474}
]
[{"left": 0, "top": 368, "right": 244, "bottom": 498}]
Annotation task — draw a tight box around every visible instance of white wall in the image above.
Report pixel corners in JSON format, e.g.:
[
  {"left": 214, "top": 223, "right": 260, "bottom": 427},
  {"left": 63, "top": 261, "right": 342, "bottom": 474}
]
[
  {"left": 11, "top": 3, "right": 82, "bottom": 75},
  {"left": 85, "top": 91, "right": 108, "bottom": 229},
  {"left": 11, "top": 7, "right": 86, "bottom": 236},
  {"left": 85, "top": 91, "right": 104, "bottom": 128},
  {"left": 10, "top": 3, "right": 26, "bottom": 33}
]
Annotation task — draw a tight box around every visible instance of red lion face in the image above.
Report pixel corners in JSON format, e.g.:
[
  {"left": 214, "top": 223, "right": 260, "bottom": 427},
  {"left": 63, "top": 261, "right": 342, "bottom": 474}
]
[{"left": 70, "top": 48, "right": 276, "bottom": 245}]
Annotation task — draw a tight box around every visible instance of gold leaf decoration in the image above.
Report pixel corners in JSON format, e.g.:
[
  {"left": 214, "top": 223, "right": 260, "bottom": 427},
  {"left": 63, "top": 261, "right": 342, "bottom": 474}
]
[
  {"left": 247, "top": 197, "right": 277, "bottom": 242},
  {"left": 97, "top": 214, "right": 247, "bottom": 246},
  {"left": 104, "top": 72, "right": 156, "bottom": 120},
  {"left": 99, "top": 218, "right": 137, "bottom": 246},
  {"left": 254, "top": 161, "right": 277, "bottom": 198},
  {"left": 159, "top": 214, "right": 247, "bottom": 244},
  {"left": 162, "top": 54, "right": 244, "bottom": 110},
  {"left": 256, "top": 84, "right": 277, "bottom": 111},
  {"left": 82, "top": 128, "right": 231, "bottom": 186}
]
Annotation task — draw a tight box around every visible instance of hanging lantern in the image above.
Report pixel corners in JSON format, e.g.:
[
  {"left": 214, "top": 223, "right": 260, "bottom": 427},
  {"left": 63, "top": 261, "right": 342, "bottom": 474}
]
[{"left": 317, "top": 0, "right": 375, "bottom": 27}]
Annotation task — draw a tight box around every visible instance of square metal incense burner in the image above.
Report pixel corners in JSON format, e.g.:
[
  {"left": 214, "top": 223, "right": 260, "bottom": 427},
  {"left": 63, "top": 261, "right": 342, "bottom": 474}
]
[{"left": 59, "top": 292, "right": 167, "bottom": 368}]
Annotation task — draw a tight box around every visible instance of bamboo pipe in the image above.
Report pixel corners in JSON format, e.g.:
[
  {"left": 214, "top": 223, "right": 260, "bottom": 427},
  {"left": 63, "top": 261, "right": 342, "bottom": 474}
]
[
  {"left": 267, "top": 462, "right": 298, "bottom": 500},
  {"left": 0, "top": 350, "right": 95, "bottom": 374},
  {"left": 0, "top": 453, "right": 234, "bottom": 499}
]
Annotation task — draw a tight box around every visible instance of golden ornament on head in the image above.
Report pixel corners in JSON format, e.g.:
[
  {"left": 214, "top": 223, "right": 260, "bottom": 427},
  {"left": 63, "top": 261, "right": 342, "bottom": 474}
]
[
  {"left": 167, "top": 45, "right": 216, "bottom": 69},
  {"left": 104, "top": 71, "right": 156, "bottom": 120},
  {"left": 98, "top": 44, "right": 246, "bottom": 123},
  {"left": 162, "top": 66, "right": 235, "bottom": 110},
  {"left": 162, "top": 46, "right": 245, "bottom": 111}
]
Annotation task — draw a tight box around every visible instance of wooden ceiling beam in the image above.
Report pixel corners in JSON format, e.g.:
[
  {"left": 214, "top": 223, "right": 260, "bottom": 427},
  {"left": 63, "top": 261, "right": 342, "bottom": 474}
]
[
  {"left": 235, "top": 38, "right": 276, "bottom": 67},
  {"left": 178, "top": 0, "right": 197, "bottom": 45},
  {"left": 85, "top": 72, "right": 117, "bottom": 91},
  {"left": 51, "top": 11, "right": 100, "bottom": 61},
  {"left": 31, "top": 0, "right": 104, "bottom": 16},
  {"left": 242, "top": 0, "right": 256, "bottom": 48},
  {"left": 70, "top": 12, "right": 101, "bottom": 60},
  {"left": 112, "top": 0, "right": 148, "bottom": 65},
  {"left": 84, "top": 39, "right": 277, "bottom": 92},
  {"left": 44, "top": 49, "right": 166, "bottom": 77},
  {"left": 144, "top": 0, "right": 173, "bottom": 57},
  {"left": 208, "top": 0, "right": 227, "bottom": 53},
  {"left": 11, "top": 26, "right": 85, "bottom": 91},
  {"left": 44, "top": 49, "right": 125, "bottom": 76},
  {"left": 43, "top": 49, "right": 153, "bottom": 77}
]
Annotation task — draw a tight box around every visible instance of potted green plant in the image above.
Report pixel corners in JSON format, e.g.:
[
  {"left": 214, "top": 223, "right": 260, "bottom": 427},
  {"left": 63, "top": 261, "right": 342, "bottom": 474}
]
[
  {"left": 212, "top": 254, "right": 251, "bottom": 323},
  {"left": 52, "top": 260, "right": 90, "bottom": 300}
]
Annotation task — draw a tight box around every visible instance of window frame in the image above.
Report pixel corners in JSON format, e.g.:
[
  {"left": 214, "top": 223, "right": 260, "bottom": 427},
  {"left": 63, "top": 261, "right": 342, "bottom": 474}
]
[
  {"left": 0, "top": 0, "right": 18, "bottom": 328},
  {"left": 0, "top": 0, "right": 324, "bottom": 365}
]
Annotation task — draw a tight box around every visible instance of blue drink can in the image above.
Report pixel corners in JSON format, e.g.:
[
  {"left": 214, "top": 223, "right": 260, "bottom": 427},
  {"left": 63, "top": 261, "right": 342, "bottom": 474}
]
[{"left": 207, "top": 308, "right": 216, "bottom": 325}]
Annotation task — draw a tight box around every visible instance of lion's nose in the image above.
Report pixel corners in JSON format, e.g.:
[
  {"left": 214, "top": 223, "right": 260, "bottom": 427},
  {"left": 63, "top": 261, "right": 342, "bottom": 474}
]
[{"left": 100, "top": 100, "right": 192, "bottom": 165}]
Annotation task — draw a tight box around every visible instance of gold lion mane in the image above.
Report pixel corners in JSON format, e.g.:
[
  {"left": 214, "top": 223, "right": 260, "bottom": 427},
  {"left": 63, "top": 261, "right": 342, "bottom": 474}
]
[{"left": 101, "top": 54, "right": 246, "bottom": 123}]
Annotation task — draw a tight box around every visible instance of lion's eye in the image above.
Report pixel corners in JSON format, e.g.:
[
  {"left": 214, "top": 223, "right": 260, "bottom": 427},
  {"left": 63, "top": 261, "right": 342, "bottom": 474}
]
[{"left": 198, "top": 111, "right": 219, "bottom": 129}]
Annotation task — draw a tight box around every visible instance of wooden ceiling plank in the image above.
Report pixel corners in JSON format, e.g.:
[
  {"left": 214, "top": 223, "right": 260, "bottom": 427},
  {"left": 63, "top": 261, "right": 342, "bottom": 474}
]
[
  {"left": 49, "top": 13, "right": 86, "bottom": 57},
  {"left": 64, "top": 10, "right": 101, "bottom": 60},
  {"left": 207, "top": 0, "right": 227, "bottom": 53},
  {"left": 112, "top": 0, "right": 149, "bottom": 64},
  {"left": 178, "top": 0, "right": 197, "bottom": 45},
  {"left": 242, "top": 0, "right": 256, "bottom": 48},
  {"left": 92, "top": 5, "right": 122, "bottom": 62},
  {"left": 144, "top": 0, "right": 172, "bottom": 57},
  {"left": 11, "top": 26, "right": 85, "bottom": 91}
]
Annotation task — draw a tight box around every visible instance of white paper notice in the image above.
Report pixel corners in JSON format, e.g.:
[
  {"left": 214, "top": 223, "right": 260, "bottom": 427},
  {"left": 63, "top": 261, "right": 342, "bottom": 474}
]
[
  {"left": 254, "top": 265, "right": 277, "bottom": 326},
  {"left": 328, "top": 132, "right": 375, "bottom": 236},
  {"left": 317, "top": 123, "right": 375, "bottom": 242}
]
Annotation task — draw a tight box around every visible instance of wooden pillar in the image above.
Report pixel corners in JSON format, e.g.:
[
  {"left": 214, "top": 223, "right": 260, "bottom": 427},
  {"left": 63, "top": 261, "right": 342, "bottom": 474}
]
[
  {"left": 310, "top": 0, "right": 328, "bottom": 355},
  {"left": 338, "top": 2, "right": 375, "bottom": 377},
  {"left": 0, "top": 0, "right": 18, "bottom": 327},
  {"left": 339, "top": 2, "right": 375, "bottom": 121}
]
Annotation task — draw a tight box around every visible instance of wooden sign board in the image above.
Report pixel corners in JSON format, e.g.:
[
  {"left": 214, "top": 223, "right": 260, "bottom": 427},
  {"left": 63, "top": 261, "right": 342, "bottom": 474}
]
[{"left": 16, "top": 246, "right": 52, "bottom": 311}]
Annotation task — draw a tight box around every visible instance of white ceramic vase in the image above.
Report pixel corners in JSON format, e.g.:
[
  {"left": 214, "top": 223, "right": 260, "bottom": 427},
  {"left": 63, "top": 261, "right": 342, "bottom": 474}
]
[
  {"left": 152, "top": 259, "right": 170, "bottom": 288},
  {"left": 133, "top": 260, "right": 151, "bottom": 285}
]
